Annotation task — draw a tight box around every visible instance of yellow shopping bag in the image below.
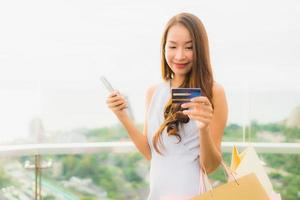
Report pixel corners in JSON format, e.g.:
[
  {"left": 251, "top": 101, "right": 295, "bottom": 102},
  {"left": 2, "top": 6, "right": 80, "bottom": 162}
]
[
  {"left": 191, "top": 172, "right": 270, "bottom": 200},
  {"left": 191, "top": 160, "right": 270, "bottom": 200}
]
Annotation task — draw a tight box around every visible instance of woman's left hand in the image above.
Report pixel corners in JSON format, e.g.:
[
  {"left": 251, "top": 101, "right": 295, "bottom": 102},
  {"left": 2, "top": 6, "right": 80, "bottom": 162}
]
[{"left": 181, "top": 96, "right": 214, "bottom": 130}]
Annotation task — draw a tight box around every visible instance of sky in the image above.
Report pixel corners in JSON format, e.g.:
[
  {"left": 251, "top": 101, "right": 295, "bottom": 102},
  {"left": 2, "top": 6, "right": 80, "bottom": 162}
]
[{"left": 0, "top": 0, "right": 300, "bottom": 143}]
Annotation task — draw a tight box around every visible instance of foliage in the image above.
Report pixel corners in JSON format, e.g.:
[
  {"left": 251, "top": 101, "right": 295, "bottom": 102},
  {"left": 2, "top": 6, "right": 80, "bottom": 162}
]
[
  {"left": 57, "top": 152, "right": 148, "bottom": 199},
  {"left": 1, "top": 122, "right": 299, "bottom": 199},
  {"left": 0, "top": 166, "right": 11, "bottom": 188}
]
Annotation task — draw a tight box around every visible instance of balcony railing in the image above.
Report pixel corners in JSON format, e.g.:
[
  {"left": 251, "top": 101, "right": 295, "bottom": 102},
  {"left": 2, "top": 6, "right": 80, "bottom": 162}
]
[
  {"left": 1, "top": 142, "right": 300, "bottom": 157},
  {"left": 0, "top": 142, "right": 299, "bottom": 199}
]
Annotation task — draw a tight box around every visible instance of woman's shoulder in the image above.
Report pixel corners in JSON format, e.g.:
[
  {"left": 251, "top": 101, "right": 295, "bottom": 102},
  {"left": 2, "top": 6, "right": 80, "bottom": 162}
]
[
  {"left": 145, "top": 80, "right": 169, "bottom": 107},
  {"left": 145, "top": 83, "right": 160, "bottom": 109},
  {"left": 212, "top": 81, "right": 227, "bottom": 106},
  {"left": 146, "top": 84, "right": 158, "bottom": 97},
  {"left": 146, "top": 80, "right": 169, "bottom": 97},
  {"left": 212, "top": 81, "right": 225, "bottom": 96}
]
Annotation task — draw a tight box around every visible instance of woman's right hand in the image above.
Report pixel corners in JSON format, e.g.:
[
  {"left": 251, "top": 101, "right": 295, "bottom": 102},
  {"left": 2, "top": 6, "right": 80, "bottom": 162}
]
[{"left": 106, "top": 90, "right": 128, "bottom": 118}]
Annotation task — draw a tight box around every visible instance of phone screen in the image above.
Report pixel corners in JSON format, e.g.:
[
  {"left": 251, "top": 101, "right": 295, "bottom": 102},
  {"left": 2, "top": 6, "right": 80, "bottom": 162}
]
[{"left": 100, "top": 76, "right": 114, "bottom": 92}]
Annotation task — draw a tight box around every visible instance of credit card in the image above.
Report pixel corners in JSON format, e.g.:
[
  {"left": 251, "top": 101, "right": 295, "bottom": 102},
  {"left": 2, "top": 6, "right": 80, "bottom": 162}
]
[{"left": 171, "top": 88, "right": 201, "bottom": 104}]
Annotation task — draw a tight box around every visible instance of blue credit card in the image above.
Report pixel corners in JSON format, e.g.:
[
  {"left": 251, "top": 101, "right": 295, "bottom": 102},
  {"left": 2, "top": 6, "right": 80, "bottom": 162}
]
[{"left": 171, "top": 88, "right": 202, "bottom": 103}]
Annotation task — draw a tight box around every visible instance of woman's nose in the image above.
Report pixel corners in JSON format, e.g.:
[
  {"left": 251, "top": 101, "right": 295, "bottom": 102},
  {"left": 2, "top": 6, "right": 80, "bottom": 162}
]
[{"left": 174, "top": 48, "right": 185, "bottom": 60}]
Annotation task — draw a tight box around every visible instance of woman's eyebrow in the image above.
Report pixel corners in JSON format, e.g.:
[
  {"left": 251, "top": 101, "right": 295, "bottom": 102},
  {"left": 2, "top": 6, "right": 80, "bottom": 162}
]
[{"left": 167, "top": 40, "right": 192, "bottom": 44}]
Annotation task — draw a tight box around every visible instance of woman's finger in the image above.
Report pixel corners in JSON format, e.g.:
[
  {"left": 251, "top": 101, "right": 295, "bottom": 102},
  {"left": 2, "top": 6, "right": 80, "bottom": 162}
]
[
  {"left": 118, "top": 102, "right": 128, "bottom": 110},
  {"left": 106, "top": 95, "right": 126, "bottom": 104},
  {"left": 187, "top": 114, "right": 211, "bottom": 124},
  {"left": 107, "top": 97, "right": 122, "bottom": 105},
  {"left": 191, "top": 96, "right": 212, "bottom": 106},
  {"left": 181, "top": 102, "right": 198, "bottom": 109},
  {"left": 188, "top": 114, "right": 211, "bottom": 123},
  {"left": 108, "top": 99, "right": 127, "bottom": 108},
  {"left": 182, "top": 103, "right": 213, "bottom": 114},
  {"left": 108, "top": 90, "right": 120, "bottom": 97},
  {"left": 184, "top": 109, "right": 213, "bottom": 119},
  {"left": 111, "top": 101, "right": 126, "bottom": 111},
  {"left": 181, "top": 101, "right": 212, "bottom": 110},
  {"left": 201, "top": 106, "right": 214, "bottom": 114}
]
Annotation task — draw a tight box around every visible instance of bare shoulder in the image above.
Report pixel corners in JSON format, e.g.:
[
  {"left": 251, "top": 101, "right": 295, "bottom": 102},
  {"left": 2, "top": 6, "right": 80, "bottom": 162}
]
[
  {"left": 212, "top": 82, "right": 227, "bottom": 105},
  {"left": 145, "top": 84, "right": 159, "bottom": 109},
  {"left": 146, "top": 84, "right": 158, "bottom": 96},
  {"left": 212, "top": 82, "right": 225, "bottom": 94}
]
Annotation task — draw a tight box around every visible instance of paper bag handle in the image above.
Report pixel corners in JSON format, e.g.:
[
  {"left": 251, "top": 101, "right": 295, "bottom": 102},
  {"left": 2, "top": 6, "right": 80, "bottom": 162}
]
[{"left": 199, "top": 159, "right": 239, "bottom": 194}]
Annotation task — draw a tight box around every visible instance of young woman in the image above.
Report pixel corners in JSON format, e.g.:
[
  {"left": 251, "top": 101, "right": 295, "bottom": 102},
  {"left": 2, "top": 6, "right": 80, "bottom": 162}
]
[{"left": 106, "top": 12, "right": 228, "bottom": 200}]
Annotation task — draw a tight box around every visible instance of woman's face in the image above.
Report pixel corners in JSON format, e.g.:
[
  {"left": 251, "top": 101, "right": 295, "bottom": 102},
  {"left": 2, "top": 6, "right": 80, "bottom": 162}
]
[{"left": 165, "top": 23, "right": 194, "bottom": 78}]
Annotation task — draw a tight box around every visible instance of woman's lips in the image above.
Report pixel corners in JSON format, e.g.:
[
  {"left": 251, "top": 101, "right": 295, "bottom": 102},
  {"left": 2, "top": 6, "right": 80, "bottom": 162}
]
[{"left": 173, "top": 63, "right": 188, "bottom": 69}]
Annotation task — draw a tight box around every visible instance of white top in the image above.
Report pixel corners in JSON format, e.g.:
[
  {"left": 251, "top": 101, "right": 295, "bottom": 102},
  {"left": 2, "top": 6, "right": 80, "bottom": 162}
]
[{"left": 146, "top": 80, "right": 202, "bottom": 200}]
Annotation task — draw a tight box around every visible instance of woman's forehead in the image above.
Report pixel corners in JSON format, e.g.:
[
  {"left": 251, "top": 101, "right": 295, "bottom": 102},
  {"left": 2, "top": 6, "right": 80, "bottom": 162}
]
[{"left": 166, "top": 24, "right": 192, "bottom": 43}]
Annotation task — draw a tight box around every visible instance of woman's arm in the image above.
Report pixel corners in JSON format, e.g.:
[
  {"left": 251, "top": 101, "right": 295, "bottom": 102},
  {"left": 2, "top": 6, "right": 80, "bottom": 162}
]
[
  {"left": 106, "top": 85, "right": 157, "bottom": 160},
  {"left": 181, "top": 82, "right": 228, "bottom": 173},
  {"left": 199, "top": 83, "right": 228, "bottom": 173}
]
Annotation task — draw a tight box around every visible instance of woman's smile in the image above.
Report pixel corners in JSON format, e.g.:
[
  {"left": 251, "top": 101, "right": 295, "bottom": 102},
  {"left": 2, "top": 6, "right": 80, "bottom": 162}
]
[{"left": 173, "top": 62, "right": 189, "bottom": 69}]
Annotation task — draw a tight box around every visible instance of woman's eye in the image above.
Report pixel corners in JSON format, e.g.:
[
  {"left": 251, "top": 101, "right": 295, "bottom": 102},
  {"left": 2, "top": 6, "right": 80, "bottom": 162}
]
[
  {"left": 186, "top": 46, "right": 193, "bottom": 50},
  {"left": 168, "top": 46, "right": 176, "bottom": 49}
]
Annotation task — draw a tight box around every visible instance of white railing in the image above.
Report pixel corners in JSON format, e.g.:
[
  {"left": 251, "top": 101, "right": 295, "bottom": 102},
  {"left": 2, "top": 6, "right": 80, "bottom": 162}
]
[
  {"left": 0, "top": 141, "right": 299, "bottom": 200},
  {"left": 0, "top": 142, "right": 300, "bottom": 157}
]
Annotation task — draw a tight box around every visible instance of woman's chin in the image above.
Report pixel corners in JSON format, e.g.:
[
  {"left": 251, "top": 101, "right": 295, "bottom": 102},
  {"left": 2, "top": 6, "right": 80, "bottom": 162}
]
[{"left": 172, "top": 69, "right": 190, "bottom": 77}]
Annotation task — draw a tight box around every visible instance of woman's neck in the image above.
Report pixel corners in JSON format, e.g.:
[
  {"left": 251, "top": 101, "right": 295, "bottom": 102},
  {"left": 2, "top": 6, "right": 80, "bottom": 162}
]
[{"left": 171, "top": 75, "right": 185, "bottom": 88}]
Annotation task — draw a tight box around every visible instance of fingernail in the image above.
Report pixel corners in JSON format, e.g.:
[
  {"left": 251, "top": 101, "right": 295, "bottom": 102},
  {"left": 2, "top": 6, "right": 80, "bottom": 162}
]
[{"left": 181, "top": 104, "right": 186, "bottom": 108}]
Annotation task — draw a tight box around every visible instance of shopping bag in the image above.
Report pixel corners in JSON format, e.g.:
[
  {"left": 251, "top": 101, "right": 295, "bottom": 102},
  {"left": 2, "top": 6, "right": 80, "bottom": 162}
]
[
  {"left": 269, "top": 192, "right": 282, "bottom": 200},
  {"left": 191, "top": 172, "right": 270, "bottom": 200},
  {"left": 230, "top": 146, "right": 281, "bottom": 200},
  {"left": 230, "top": 146, "right": 273, "bottom": 192}
]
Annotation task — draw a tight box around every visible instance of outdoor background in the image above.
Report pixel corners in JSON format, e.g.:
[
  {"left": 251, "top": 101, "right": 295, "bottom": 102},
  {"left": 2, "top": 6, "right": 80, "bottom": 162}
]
[{"left": 0, "top": 0, "right": 299, "bottom": 199}]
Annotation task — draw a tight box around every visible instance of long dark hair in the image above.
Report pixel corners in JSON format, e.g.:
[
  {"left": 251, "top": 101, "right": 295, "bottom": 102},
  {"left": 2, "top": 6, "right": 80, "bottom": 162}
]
[{"left": 153, "top": 13, "right": 214, "bottom": 154}]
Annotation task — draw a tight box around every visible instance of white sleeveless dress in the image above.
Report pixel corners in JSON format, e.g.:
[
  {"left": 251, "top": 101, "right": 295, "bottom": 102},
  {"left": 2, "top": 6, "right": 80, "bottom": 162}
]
[{"left": 146, "top": 80, "right": 202, "bottom": 200}]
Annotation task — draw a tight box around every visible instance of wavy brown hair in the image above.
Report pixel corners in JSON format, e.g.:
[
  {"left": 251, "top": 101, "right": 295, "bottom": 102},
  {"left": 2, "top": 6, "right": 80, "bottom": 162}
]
[{"left": 153, "top": 13, "right": 215, "bottom": 154}]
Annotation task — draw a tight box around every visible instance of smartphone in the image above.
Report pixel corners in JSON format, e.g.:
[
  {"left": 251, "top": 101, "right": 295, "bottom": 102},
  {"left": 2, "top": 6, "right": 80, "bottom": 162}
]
[
  {"left": 100, "top": 76, "right": 134, "bottom": 120},
  {"left": 171, "top": 88, "right": 202, "bottom": 104},
  {"left": 100, "top": 76, "right": 114, "bottom": 92}
]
